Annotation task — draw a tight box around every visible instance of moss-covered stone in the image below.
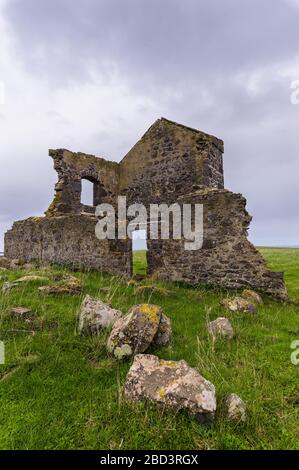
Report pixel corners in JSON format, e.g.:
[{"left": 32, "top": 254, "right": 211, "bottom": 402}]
[{"left": 107, "top": 304, "right": 162, "bottom": 360}]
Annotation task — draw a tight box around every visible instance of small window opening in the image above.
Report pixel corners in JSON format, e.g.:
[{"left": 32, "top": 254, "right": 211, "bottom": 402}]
[{"left": 81, "top": 179, "right": 94, "bottom": 206}]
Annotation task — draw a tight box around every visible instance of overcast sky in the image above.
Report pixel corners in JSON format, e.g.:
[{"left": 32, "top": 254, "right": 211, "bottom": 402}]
[{"left": 0, "top": 0, "right": 299, "bottom": 251}]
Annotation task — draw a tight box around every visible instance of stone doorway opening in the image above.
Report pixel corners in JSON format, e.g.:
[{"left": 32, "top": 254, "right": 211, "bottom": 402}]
[{"left": 132, "top": 229, "right": 148, "bottom": 276}]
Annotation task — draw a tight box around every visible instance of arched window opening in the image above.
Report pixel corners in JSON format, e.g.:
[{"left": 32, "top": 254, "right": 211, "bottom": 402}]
[{"left": 81, "top": 178, "right": 94, "bottom": 206}]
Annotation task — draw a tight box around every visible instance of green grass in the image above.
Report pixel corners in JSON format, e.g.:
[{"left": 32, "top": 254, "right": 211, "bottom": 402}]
[
  {"left": 132, "top": 250, "right": 147, "bottom": 276},
  {"left": 0, "top": 248, "right": 299, "bottom": 450}
]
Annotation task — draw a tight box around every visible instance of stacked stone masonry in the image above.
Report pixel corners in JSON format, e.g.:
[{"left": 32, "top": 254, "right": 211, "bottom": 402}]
[{"left": 4, "top": 117, "right": 287, "bottom": 299}]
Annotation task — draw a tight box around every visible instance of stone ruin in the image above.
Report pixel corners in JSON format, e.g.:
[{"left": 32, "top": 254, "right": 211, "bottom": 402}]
[{"left": 4, "top": 118, "right": 287, "bottom": 299}]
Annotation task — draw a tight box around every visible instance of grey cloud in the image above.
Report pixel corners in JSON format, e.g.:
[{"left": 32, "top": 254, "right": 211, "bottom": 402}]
[
  {"left": 0, "top": 0, "right": 298, "bottom": 249},
  {"left": 4, "top": 0, "right": 299, "bottom": 87}
]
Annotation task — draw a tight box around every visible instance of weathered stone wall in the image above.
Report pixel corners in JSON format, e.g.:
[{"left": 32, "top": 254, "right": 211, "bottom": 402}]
[
  {"left": 4, "top": 215, "right": 131, "bottom": 277},
  {"left": 46, "top": 149, "right": 120, "bottom": 217},
  {"left": 4, "top": 117, "right": 288, "bottom": 299},
  {"left": 120, "top": 118, "right": 224, "bottom": 206},
  {"left": 146, "top": 189, "right": 287, "bottom": 300}
]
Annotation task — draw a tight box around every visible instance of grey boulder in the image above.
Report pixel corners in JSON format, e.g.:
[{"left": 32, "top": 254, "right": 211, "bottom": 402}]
[
  {"left": 208, "top": 317, "right": 234, "bottom": 340},
  {"left": 124, "top": 354, "right": 216, "bottom": 423},
  {"left": 78, "top": 295, "right": 122, "bottom": 335},
  {"left": 225, "top": 393, "right": 247, "bottom": 422}
]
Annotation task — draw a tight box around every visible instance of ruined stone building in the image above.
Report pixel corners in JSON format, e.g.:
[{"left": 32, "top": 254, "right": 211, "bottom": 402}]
[{"left": 4, "top": 118, "right": 287, "bottom": 299}]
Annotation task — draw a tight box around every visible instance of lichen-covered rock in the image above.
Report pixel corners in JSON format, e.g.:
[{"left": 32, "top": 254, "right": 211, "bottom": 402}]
[
  {"left": 152, "top": 313, "right": 172, "bottom": 346},
  {"left": 107, "top": 304, "right": 162, "bottom": 360},
  {"left": 78, "top": 295, "right": 122, "bottom": 335},
  {"left": 124, "top": 354, "right": 216, "bottom": 423},
  {"left": 242, "top": 289, "right": 263, "bottom": 305},
  {"left": 208, "top": 317, "right": 234, "bottom": 340},
  {"left": 221, "top": 297, "right": 257, "bottom": 314},
  {"left": 38, "top": 279, "right": 82, "bottom": 295},
  {"left": 15, "top": 275, "right": 49, "bottom": 284},
  {"left": 51, "top": 273, "right": 78, "bottom": 282},
  {"left": 11, "top": 307, "right": 32, "bottom": 319},
  {"left": 2, "top": 282, "right": 17, "bottom": 292},
  {"left": 225, "top": 393, "right": 247, "bottom": 422},
  {"left": 2, "top": 275, "right": 49, "bottom": 292},
  {"left": 0, "top": 257, "right": 10, "bottom": 269}
]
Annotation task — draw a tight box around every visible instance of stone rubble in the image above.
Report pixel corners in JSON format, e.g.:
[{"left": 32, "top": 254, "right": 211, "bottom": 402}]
[
  {"left": 241, "top": 289, "right": 263, "bottom": 305},
  {"left": 78, "top": 295, "right": 122, "bottom": 335},
  {"left": 38, "top": 278, "right": 82, "bottom": 295},
  {"left": 124, "top": 354, "right": 216, "bottom": 424},
  {"left": 107, "top": 304, "right": 172, "bottom": 360},
  {"left": 225, "top": 393, "right": 247, "bottom": 422},
  {"left": 208, "top": 317, "right": 234, "bottom": 340},
  {"left": 221, "top": 297, "right": 257, "bottom": 314},
  {"left": 11, "top": 307, "right": 33, "bottom": 319}
]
